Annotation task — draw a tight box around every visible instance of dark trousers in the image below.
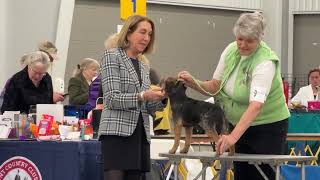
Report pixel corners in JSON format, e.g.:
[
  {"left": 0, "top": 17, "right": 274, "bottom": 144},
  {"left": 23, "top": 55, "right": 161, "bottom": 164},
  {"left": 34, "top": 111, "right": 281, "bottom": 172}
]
[{"left": 233, "top": 119, "right": 288, "bottom": 180}]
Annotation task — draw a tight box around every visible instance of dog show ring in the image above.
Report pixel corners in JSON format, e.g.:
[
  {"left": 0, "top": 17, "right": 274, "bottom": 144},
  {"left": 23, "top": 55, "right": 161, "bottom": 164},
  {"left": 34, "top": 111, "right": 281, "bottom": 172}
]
[{"left": 159, "top": 151, "right": 316, "bottom": 180}]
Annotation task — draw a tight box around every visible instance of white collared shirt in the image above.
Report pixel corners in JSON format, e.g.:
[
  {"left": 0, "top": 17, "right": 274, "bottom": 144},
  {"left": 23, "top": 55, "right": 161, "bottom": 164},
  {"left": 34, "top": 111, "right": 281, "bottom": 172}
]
[
  {"left": 291, "top": 84, "right": 318, "bottom": 107},
  {"left": 213, "top": 45, "right": 276, "bottom": 103}
]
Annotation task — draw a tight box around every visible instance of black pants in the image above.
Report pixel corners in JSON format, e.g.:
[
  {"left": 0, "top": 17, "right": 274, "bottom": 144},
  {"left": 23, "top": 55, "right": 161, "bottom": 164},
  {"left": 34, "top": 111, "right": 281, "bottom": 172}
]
[{"left": 233, "top": 119, "right": 288, "bottom": 180}]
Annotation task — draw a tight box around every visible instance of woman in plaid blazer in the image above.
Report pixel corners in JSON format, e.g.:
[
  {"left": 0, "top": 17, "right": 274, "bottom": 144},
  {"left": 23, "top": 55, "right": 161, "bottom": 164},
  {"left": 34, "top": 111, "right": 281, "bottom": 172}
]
[{"left": 99, "top": 15, "right": 166, "bottom": 180}]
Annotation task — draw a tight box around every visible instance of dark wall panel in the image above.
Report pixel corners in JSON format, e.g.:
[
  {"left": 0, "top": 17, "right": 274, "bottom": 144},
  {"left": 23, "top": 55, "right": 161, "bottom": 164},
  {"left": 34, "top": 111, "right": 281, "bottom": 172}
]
[{"left": 67, "top": 0, "right": 241, "bottom": 99}]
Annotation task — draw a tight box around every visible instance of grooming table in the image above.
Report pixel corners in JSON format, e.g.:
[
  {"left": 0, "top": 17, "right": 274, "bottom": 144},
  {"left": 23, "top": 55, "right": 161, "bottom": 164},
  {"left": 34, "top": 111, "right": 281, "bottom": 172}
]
[{"left": 159, "top": 151, "right": 317, "bottom": 180}]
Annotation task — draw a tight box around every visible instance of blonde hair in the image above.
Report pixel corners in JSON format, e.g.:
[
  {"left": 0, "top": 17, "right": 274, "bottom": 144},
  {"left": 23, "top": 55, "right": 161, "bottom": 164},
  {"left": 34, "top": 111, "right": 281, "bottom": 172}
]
[
  {"left": 73, "top": 58, "right": 100, "bottom": 77},
  {"left": 117, "top": 15, "right": 155, "bottom": 54},
  {"left": 105, "top": 33, "right": 150, "bottom": 66},
  {"left": 233, "top": 12, "right": 266, "bottom": 41},
  {"left": 138, "top": 54, "right": 150, "bottom": 66},
  {"left": 104, "top": 33, "right": 119, "bottom": 49},
  {"left": 38, "top": 41, "right": 58, "bottom": 62}
]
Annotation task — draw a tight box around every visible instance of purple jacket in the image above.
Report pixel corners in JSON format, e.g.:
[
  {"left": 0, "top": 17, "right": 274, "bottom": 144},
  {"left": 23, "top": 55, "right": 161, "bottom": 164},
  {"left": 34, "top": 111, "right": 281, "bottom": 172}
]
[{"left": 86, "top": 75, "right": 102, "bottom": 110}]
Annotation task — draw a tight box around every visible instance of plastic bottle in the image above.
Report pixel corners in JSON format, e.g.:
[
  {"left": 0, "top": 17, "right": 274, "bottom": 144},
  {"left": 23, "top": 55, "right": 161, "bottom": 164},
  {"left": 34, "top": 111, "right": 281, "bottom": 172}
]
[{"left": 80, "top": 121, "right": 85, "bottom": 140}]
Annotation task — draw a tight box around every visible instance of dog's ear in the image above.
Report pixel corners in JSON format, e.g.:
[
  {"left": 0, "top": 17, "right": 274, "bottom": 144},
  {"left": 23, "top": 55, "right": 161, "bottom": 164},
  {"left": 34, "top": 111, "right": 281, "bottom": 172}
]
[{"left": 159, "top": 78, "right": 166, "bottom": 88}]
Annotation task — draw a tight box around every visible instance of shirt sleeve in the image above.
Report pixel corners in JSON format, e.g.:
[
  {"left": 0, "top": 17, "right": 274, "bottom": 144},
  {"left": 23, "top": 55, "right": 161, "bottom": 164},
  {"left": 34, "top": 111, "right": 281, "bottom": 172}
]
[
  {"left": 290, "top": 86, "right": 310, "bottom": 107},
  {"left": 212, "top": 44, "right": 233, "bottom": 80},
  {"left": 249, "top": 60, "right": 276, "bottom": 103},
  {"left": 1, "top": 79, "right": 20, "bottom": 113}
]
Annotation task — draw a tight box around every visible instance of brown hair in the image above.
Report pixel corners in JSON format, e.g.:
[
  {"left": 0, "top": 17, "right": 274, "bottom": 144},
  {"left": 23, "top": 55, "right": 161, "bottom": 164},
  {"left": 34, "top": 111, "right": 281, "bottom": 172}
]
[
  {"left": 308, "top": 68, "right": 320, "bottom": 79},
  {"left": 117, "top": 15, "right": 155, "bottom": 54}
]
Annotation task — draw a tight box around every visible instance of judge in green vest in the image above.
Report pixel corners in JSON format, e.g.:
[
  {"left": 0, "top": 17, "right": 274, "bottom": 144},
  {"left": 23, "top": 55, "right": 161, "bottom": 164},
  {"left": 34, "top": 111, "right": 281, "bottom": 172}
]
[{"left": 178, "top": 12, "right": 289, "bottom": 180}]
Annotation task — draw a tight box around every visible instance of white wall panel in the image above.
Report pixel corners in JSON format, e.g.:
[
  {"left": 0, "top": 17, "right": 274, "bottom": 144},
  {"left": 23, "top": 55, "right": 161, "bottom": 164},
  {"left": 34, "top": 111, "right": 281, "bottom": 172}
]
[
  {"left": 148, "top": 0, "right": 262, "bottom": 11},
  {"left": 292, "top": 0, "right": 320, "bottom": 12},
  {"left": 0, "top": 1, "right": 7, "bottom": 88},
  {"left": 54, "top": 0, "right": 75, "bottom": 86}
]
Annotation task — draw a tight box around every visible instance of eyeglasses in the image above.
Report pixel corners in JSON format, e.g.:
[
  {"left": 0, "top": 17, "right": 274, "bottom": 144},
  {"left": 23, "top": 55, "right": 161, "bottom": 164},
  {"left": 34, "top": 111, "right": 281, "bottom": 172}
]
[{"left": 30, "top": 67, "right": 46, "bottom": 77}]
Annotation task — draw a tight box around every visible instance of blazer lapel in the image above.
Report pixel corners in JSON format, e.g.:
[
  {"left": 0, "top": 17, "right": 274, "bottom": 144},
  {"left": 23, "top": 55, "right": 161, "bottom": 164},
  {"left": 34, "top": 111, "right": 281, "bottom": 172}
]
[{"left": 119, "top": 48, "right": 141, "bottom": 91}]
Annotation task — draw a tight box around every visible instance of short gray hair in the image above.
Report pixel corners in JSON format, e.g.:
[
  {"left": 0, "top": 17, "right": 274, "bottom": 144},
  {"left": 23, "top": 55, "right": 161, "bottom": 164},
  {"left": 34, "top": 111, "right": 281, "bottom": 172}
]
[
  {"left": 233, "top": 12, "right": 266, "bottom": 41},
  {"left": 26, "top": 51, "right": 51, "bottom": 69}
]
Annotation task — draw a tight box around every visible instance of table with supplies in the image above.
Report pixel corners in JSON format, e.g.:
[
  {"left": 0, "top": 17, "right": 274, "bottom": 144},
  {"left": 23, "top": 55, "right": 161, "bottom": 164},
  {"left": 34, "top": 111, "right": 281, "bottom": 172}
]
[
  {"left": 159, "top": 152, "right": 317, "bottom": 180},
  {"left": 288, "top": 110, "right": 320, "bottom": 154},
  {"left": 0, "top": 140, "right": 102, "bottom": 180},
  {"left": 289, "top": 110, "right": 320, "bottom": 134}
]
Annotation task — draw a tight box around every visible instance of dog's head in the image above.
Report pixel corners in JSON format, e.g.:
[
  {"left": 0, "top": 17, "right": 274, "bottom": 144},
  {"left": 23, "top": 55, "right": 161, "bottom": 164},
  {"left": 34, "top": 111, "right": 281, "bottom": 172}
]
[{"left": 160, "top": 76, "right": 186, "bottom": 97}]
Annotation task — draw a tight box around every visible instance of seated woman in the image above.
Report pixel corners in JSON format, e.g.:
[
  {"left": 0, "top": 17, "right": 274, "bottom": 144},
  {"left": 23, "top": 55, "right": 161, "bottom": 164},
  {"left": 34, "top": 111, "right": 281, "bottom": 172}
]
[
  {"left": 0, "top": 41, "right": 63, "bottom": 110},
  {"left": 291, "top": 68, "right": 320, "bottom": 107},
  {"left": 68, "top": 58, "right": 100, "bottom": 105},
  {"left": 1, "top": 51, "right": 63, "bottom": 113}
]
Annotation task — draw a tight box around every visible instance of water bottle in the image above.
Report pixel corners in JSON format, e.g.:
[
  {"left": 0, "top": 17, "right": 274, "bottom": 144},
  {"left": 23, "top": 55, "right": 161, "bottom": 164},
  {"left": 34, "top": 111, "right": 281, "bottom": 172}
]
[
  {"left": 80, "top": 121, "right": 85, "bottom": 140},
  {"left": 18, "top": 114, "right": 27, "bottom": 140}
]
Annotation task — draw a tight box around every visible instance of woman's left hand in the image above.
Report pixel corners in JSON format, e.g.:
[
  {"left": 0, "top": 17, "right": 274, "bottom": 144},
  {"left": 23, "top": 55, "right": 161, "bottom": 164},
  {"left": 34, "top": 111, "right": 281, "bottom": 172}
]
[
  {"left": 144, "top": 88, "right": 165, "bottom": 101},
  {"left": 53, "top": 92, "right": 65, "bottom": 103},
  {"left": 216, "top": 134, "right": 237, "bottom": 155}
]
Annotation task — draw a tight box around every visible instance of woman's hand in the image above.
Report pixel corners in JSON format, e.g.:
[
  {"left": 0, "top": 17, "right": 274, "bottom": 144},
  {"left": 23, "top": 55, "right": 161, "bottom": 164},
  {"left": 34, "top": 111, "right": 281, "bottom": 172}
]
[
  {"left": 178, "top": 71, "right": 196, "bottom": 89},
  {"left": 53, "top": 92, "right": 65, "bottom": 103},
  {"left": 144, "top": 87, "right": 165, "bottom": 101},
  {"left": 215, "top": 134, "right": 238, "bottom": 156}
]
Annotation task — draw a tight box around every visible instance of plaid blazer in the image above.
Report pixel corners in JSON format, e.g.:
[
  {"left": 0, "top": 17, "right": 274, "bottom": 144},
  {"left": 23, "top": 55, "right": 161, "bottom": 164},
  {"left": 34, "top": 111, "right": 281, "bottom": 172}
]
[{"left": 99, "top": 48, "right": 164, "bottom": 142}]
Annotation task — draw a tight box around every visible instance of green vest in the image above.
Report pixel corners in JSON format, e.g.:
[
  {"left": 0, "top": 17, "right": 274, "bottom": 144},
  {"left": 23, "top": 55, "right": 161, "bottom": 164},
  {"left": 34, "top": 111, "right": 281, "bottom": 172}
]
[{"left": 215, "top": 41, "right": 290, "bottom": 126}]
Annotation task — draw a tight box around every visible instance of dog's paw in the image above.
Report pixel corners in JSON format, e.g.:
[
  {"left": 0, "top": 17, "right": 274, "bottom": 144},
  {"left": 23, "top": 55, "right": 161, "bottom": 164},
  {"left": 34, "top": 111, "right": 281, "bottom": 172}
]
[
  {"left": 179, "top": 148, "right": 189, "bottom": 154},
  {"left": 169, "top": 148, "right": 177, "bottom": 154},
  {"left": 228, "top": 147, "right": 235, "bottom": 156}
]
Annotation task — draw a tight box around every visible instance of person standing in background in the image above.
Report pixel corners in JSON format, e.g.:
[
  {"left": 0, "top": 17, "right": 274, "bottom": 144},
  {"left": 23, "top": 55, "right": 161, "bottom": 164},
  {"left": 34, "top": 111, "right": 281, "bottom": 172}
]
[
  {"left": 99, "top": 15, "right": 166, "bottom": 180},
  {"left": 38, "top": 41, "right": 66, "bottom": 100},
  {"left": 68, "top": 58, "right": 100, "bottom": 105}
]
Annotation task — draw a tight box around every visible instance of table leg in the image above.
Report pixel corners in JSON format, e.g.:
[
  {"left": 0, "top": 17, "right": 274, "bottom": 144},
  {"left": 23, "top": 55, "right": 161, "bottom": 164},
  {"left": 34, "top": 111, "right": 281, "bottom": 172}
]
[
  {"left": 276, "top": 165, "right": 280, "bottom": 180},
  {"left": 253, "top": 163, "right": 269, "bottom": 180},
  {"left": 166, "top": 164, "right": 174, "bottom": 180},
  {"left": 193, "top": 165, "right": 207, "bottom": 180},
  {"left": 301, "top": 162, "right": 305, "bottom": 180},
  {"left": 201, "top": 165, "right": 207, "bottom": 180},
  {"left": 174, "top": 162, "right": 178, "bottom": 180},
  {"left": 192, "top": 161, "right": 210, "bottom": 180}
]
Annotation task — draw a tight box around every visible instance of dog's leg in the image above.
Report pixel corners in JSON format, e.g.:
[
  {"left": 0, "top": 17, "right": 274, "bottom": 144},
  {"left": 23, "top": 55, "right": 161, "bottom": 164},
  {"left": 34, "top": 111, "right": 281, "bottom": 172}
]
[
  {"left": 180, "top": 126, "right": 193, "bottom": 153},
  {"left": 229, "top": 145, "right": 235, "bottom": 155},
  {"left": 169, "top": 118, "right": 183, "bottom": 154},
  {"left": 206, "top": 130, "right": 219, "bottom": 152},
  {"left": 206, "top": 130, "right": 219, "bottom": 142}
]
